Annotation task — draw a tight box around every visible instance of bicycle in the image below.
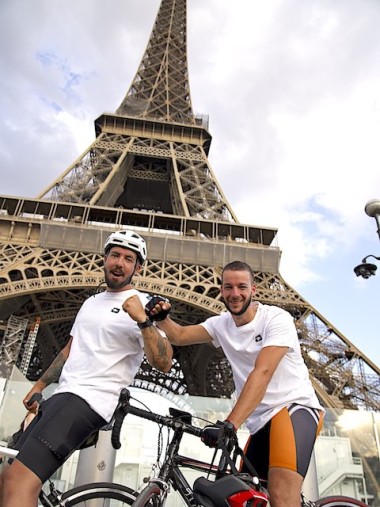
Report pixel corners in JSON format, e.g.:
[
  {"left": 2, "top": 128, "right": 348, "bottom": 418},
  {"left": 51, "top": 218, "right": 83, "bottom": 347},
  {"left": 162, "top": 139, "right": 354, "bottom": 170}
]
[
  {"left": 0, "top": 388, "right": 369, "bottom": 507},
  {"left": 96, "top": 387, "right": 269, "bottom": 507},
  {"left": 107, "top": 389, "right": 369, "bottom": 507}
]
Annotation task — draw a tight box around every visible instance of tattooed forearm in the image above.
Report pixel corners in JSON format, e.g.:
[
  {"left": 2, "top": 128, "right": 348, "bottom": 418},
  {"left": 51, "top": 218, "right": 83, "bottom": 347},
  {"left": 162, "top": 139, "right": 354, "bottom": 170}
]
[
  {"left": 154, "top": 335, "right": 171, "bottom": 369},
  {"left": 40, "top": 351, "right": 67, "bottom": 385},
  {"left": 142, "top": 327, "right": 173, "bottom": 372}
]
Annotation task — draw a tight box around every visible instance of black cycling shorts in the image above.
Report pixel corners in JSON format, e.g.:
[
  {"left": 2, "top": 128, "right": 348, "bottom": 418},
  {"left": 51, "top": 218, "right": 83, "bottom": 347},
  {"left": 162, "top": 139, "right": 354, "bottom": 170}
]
[{"left": 13, "top": 393, "right": 106, "bottom": 482}]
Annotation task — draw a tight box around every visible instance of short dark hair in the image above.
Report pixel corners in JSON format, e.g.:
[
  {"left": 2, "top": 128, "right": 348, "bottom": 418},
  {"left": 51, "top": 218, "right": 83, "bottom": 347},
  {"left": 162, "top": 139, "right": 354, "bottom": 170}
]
[{"left": 222, "top": 261, "right": 255, "bottom": 285}]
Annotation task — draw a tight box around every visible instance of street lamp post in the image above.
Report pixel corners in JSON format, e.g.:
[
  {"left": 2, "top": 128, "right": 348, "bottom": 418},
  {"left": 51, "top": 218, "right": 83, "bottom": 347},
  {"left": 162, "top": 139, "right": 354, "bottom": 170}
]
[
  {"left": 365, "top": 198, "right": 380, "bottom": 242},
  {"left": 354, "top": 198, "right": 380, "bottom": 279}
]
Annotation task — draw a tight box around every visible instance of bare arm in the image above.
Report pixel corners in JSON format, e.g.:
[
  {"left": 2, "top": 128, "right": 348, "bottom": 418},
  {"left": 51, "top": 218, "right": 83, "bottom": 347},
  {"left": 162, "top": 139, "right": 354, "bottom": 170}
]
[
  {"left": 23, "top": 337, "right": 73, "bottom": 410},
  {"left": 156, "top": 313, "right": 212, "bottom": 346},
  {"left": 226, "top": 345, "right": 288, "bottom": 429}
]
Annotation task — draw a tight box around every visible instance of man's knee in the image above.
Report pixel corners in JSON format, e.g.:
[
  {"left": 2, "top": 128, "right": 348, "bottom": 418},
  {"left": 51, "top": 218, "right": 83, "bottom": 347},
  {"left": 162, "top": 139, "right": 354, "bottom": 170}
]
[
  {"left": 268, "top": 467, "right": 303, "bottom": 507},
  {"left": 2, "top": 459, "right": 42, "bottom": 499},
  {"left": 0, "top": 463, "right": 11, "bottom": 490}
]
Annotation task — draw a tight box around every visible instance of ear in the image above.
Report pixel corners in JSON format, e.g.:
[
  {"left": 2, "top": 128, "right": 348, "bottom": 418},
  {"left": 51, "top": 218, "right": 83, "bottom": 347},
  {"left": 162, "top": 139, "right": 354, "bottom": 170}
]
[
  {"left": 251, "top": 284, "right": 257, "bottom": 298},
  {"left": 135, "top": 262, "right": 143, "bottom": 273}
]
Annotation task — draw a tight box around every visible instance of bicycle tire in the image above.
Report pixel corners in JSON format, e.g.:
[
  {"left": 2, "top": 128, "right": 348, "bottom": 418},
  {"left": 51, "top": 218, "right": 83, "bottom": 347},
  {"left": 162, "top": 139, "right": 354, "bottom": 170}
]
[
  {"left": 315, "top": 496, "right": 368, "bottom": 507},
  {"left": 59, "top": 481, "right": 137, "bottom": 506},
  {"left": 131, "top": 483, "right": 162, "bottom": 507}
]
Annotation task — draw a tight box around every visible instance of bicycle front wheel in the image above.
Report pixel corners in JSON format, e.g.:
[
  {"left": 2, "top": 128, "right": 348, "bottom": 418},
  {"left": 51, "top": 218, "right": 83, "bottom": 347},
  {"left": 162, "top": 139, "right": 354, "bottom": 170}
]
[
  {"left": 316, "top": 496, "right": 368, "bottom": 507},
  {"left": 59, "top": 481, "right": 137, "bottom": 506},
  {"left": 131, "top": 483, "right": 163, "bottom": 507}
]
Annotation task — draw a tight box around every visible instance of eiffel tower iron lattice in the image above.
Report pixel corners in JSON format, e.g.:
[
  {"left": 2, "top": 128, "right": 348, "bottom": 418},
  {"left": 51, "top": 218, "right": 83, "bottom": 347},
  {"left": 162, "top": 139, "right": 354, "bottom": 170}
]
[{"left": 0, "top": 0, "right": 379, "bottom": 412}]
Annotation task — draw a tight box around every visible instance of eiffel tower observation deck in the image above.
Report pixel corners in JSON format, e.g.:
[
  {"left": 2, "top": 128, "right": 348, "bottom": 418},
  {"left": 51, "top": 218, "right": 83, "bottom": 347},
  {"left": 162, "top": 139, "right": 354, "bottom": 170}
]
[{"left": 0, "top": 0, "right": 379, "bottom": 413}]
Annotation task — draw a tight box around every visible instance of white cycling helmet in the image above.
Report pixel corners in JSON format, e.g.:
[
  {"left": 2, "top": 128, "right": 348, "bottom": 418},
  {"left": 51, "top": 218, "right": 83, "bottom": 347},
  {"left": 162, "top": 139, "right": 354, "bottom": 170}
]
[{"left": 104, "top": 230, "right": 147, "bottom": 263}]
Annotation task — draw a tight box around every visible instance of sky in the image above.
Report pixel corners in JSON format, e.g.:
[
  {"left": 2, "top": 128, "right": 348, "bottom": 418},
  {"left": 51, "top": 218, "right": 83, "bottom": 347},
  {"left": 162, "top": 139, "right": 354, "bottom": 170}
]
[{"left": 0, "top": 0, "right": 379, "bottom": 368}]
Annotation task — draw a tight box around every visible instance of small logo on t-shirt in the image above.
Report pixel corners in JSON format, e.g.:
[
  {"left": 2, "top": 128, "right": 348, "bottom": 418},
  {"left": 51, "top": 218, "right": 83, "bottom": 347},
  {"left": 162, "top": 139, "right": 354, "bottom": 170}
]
[
  {"left": 254, "top": 334, "right": 262, "bottom": 342},
  {"left": 111, "top": 308, "right": 120, "bottom": 313}
]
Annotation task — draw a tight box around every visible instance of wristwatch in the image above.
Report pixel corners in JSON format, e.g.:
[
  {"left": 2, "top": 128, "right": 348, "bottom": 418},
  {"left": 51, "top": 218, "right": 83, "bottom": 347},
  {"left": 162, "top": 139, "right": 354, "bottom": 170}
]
[{"left": 137, "top": 318, "right": 153, "bottom": 330}]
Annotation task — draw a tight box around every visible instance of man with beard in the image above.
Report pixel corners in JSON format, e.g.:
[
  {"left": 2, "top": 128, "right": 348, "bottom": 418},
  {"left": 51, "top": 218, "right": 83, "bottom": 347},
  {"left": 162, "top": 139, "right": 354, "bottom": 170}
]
[
  {"left": 153, "top": 260, "right": 324, "bottom": 507},
  {"left": 0, "top": 230, "right": 173, "bottom": 507}
]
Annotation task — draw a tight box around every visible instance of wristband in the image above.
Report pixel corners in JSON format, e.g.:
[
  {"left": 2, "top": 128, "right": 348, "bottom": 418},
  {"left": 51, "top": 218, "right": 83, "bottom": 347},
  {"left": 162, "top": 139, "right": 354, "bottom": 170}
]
[{"left": 137, "top": 318, "right": 153, "bottom": 330}]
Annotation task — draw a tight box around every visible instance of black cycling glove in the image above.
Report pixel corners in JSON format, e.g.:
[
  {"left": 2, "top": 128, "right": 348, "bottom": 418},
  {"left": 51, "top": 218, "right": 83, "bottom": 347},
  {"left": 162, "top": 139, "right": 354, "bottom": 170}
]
[
  {"left": 145, "top": 295, "right": 170, "bottom": 322},
  {"left": 201, "top": 420, "right": 236, "bottom": 448}
]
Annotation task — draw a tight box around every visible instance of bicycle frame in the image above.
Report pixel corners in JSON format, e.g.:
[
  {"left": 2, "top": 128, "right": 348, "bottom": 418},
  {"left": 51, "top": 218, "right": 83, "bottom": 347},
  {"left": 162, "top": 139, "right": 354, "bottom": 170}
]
[
  {"left": 129, "top": 421, "right": 221, "bottom": 506},
  {"left": 149, "top": 445, "right": 225, "bottom": 506}
]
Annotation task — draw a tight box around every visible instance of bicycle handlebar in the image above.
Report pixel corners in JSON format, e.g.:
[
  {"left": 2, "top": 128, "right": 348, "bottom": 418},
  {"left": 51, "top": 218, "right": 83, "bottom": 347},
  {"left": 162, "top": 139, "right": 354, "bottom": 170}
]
[{"left": 111, "top": 388, "right": 203, "bottom": 449}]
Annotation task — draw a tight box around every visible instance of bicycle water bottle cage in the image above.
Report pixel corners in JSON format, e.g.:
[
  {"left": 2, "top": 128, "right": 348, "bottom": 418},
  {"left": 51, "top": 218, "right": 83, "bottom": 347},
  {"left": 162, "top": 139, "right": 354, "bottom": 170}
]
[{"left": 193, "top": 476, "right": 268, "bottom": 507}]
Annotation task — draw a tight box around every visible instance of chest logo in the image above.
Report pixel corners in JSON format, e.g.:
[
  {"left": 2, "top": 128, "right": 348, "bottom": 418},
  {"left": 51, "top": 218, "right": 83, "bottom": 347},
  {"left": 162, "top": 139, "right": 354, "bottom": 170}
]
[
  {"left": 111, "top": 308, "right": 120, "bottom": 313},
  {"left": 254, "top": 334, "right": 262, "bottom": 343}
]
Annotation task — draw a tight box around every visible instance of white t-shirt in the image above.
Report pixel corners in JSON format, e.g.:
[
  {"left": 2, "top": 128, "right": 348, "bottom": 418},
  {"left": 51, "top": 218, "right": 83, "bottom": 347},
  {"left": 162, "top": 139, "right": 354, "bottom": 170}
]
[
  {"left": 201, "top": 302, "right": 323, "bottom": 434},
  {"left": 54, "top": 289, "right": 151, "bottom": 422}
]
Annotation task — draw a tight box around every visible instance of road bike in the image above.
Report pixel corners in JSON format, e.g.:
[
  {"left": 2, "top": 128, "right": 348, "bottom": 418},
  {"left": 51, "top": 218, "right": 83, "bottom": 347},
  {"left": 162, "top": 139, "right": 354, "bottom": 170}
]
[
  {"left": 107, "top": 389, "right": 368, "bottom": 507},
  {"left": 0, "top": 389, "right": 369, "bottom": 507}
]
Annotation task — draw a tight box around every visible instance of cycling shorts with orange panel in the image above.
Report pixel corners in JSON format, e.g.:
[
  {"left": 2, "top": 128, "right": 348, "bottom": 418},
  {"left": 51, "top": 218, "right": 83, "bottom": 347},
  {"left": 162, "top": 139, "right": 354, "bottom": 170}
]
[{"left": 241, "top": 404, "right": 324, "bottom": 482}]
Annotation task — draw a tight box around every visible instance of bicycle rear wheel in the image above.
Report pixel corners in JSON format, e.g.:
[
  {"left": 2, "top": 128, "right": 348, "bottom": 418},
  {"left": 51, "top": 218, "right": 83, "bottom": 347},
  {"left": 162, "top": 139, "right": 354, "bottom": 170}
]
[
  {"left": 59, "top": 481, "right": 136, "bottom": 506},
  {"left": 131, "top": 483, "right": 162, "bottom": 507},
  {"left": 315, "top": 496, "right": 368, "bottom": 507}
]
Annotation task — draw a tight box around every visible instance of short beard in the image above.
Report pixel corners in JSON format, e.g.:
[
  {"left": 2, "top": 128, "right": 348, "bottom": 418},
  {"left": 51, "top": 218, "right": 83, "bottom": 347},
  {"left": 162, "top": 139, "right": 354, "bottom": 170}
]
[
  {"left": 223, "top": 297, "right": 252, "bottom": 316},
  {"left": 104, "top": 272, "right": 133, "bottom": 291}
]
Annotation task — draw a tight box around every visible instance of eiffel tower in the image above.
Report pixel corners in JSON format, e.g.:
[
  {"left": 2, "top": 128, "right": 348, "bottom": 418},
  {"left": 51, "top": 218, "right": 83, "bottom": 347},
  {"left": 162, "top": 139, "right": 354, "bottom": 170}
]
[{"left": 0, "top": 0, "right": 379, "bottom": 413}]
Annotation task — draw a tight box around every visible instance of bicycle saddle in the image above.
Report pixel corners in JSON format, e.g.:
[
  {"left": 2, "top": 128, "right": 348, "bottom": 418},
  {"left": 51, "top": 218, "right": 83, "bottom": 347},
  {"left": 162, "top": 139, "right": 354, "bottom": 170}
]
[{"left": 193, "top": 475, "right": 268, "bottom": 507}]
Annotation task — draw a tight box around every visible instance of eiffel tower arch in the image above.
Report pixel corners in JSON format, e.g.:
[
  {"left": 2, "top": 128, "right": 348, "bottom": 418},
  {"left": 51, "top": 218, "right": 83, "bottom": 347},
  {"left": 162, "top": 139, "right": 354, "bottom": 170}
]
[{"left": 0, "top": 0, "right": 379, "bottom": 413}]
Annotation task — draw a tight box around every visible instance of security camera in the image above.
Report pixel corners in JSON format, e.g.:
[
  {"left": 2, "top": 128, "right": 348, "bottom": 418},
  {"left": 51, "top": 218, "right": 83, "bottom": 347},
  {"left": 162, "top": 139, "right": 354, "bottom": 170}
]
[{"left": 353, "top": 262, "right": 377, "bottom": 279}]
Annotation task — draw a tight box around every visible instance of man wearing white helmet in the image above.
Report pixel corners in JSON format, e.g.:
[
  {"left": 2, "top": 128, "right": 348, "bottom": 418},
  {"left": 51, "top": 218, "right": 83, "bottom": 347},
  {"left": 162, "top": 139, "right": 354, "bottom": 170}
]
[{"left": 0, "top": 230, "right": 173, "bottom": 507}]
